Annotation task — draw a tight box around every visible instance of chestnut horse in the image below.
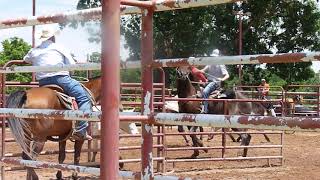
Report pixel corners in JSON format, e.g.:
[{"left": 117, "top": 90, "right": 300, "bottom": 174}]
[{"left": 6, "top": 76, "right": 101, "bottom": 180}]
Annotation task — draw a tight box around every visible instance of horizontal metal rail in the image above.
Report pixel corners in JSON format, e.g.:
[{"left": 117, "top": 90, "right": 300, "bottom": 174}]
[
  {"left": 166, "top": 145, "right": 282, "bottom": 151},
  {"left": 154, "top": 113, "right": 320, "bottom": 132},
  {"left": 0, "top": 108, "right": 141, "bottom": 121},
  {"left": 152, "top": 52, "right": 320, "bottom": 66},
  {"left": 1, "top": 158, "right": 100, "bottom": 176},
  {"left": 165, "top": 97, "right": 281, "bottom": 103},
  {"left": 1, "top": 158, "right": 192, "bottom": 180},
  {"left": 1, "top": 52, "right": 320, "bottom": 73},
  {"left": 166, "top": 156, "right": 283, "bottom": 163},
  {"left": 3, "top": 108, "right": 320, "bottom": 131},
  {"left": 0, "top": 0, "right": 238, "bottom": 29}
]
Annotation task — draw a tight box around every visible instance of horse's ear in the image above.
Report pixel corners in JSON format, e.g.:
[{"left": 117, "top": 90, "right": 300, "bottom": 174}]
[{"left": 225, "top": 90, "right": 236, "bottom": 99}]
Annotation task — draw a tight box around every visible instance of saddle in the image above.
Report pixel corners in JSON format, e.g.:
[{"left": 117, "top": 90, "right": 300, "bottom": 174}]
[
  {"left": 42, "top": 85, "right": 77, "bottom": 110},
  {"left": 43, "top": 84, "right": 96, "bottom": 142},
  {"left": 42, "top": 84, "right": 97, "bottom": 109},
  {"left": 196, "top": 88, "right": 227, "bottom": 99},
  {"left": 209, "top": 88, "right": 227, "bottom": 99}
]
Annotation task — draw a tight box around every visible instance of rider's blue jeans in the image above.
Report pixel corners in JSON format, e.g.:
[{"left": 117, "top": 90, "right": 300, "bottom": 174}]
[
  {"left": 202, "top": 81, "right": 220, "bottom": 113},
  {"left": 39, "top": 75, "right": 92, "bottom": 134}
]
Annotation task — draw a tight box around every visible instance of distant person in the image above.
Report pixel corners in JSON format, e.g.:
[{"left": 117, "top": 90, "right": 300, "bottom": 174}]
[
  {"left": 258, "top": 79, "right": 270, "bottom": 99},
  {"left": 23, "top": 26, "right": 92, "bottom": 141},
  {"left": 258, "top": 79, "right": 276, "bottom": 117},
  {"left": 200, "top": 49, "right": 229, "bottom": 113}
]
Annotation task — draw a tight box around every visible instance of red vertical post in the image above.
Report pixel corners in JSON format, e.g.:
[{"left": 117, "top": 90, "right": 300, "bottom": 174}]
[
  {"left": 101, "top": 0, "right": 120, "bottom": 179},
  {"left": 1, "top": 74, "right": 6, "bottom": 179},
  {"left": 238, "top": 13, "right": 243, "bottom": 85},
  {"left": 317, "top": 87, "right": 320, "bottom": 117},
  {"left": 238, "top": 14, "right": 243, "bottom": 56},
  {"left": 32, "top": 0, "right": 36, "bottom": 82},
  {"left": 141, "top": 8, "right": 154, "bottom": 179}
]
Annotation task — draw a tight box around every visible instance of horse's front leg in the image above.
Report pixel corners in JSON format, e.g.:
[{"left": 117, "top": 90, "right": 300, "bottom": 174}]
[
  {"left": 189, "top": 126, "right": 207, "bottom": 158},
  {"left": 232, "top": 128, "right": 251, "bottom": 157},
  {"left": 178, "top": 125, "right": 190, "bottom": 146},
  {"left": 91, "top": 138, "right": 99, "bottom": 162},
  {"left": 263, "top": 133, "right": 271, "bottom": 142},
  {"left": 199, "top": 126, "right": 204, "bottom": 140},
  {"left": 72, "top": 140, "right": 85, "bottom": 179},
  {"left": 56, "top": 141, "right": 67, "bottom": 180}
]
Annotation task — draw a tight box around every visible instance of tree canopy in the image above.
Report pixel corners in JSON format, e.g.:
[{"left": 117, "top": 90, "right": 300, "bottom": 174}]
[
  {"left": 0, "top": 37, "right": 32, "bottom": 83},
  {"left": 76, "top": 0, "right": 320, "bottom": 88}
]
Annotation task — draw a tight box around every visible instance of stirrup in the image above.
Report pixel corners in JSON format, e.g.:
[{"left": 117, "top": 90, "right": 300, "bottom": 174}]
[{"left": 71, "top": 131, "right": 92, "bottom": 141}]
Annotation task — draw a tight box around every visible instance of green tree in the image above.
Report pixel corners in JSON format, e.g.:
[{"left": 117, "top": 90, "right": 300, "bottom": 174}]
[
  {"left": 76, "top": 0, "right": 320, "bottom": 87},
  {"left": 0, "top": 37, "right": 32, "bottom": 83}
]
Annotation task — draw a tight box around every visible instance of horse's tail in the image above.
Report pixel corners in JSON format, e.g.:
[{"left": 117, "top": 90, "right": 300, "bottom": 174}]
[{"left": 6, "top": 90, "right": 34, "bottom": 158}]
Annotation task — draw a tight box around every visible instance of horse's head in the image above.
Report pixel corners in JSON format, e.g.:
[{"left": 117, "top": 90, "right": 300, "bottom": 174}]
[
  {"left": 175, "top": 66, "right": 197, "bottom": 98},
  {"left": 294, "top": 95, "right": 303, "bottom": 105},
  {"left": 83, "top": 76, "right": 102, "bottom": 102},
  {"left": 176, "top": 66, "right": 191, "bottom": 81}
]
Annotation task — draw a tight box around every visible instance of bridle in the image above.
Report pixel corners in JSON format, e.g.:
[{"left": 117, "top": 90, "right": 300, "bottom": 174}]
[
  {"left": 176, "top": 67, "right": 191, "bottom": 80},
  {"left": 176, "top": 67, "right": 207, "bottom": 87}
]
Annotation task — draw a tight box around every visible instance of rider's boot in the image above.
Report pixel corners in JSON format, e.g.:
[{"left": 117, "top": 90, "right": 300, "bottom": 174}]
[
  {"left": 270, "top": 109, "right": 276, "bottom": 117},
  {"left": 73, "top": 129, "right": 92, "bottom": 141},
  {"left": 268, "top": 108, "right": 277, "bottom": 117},
  {"left": 72, "top": 122, "right": 92, "bottom": 141}
]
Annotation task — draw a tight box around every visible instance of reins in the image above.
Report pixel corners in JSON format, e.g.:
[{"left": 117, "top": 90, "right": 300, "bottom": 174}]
[{"left": 81, "top": 84, "right": 100, "bottom": 111}]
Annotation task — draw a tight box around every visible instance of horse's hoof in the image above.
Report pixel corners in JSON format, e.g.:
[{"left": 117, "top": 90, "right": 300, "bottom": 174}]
[
  {"left": 56, "top": 171, "right": 62, "bottom": 180},
  {"left": 191, "top": 154, "right": 199, "bottom": 159},
  {"left": 119, "top": 162, "right": 124, "bottom": 169},
  {"left": 207, "top": 135, "right": 214, "bottom": 141},
  {"left": 191, "top": 150, "right": 199, "bottom": 158},
  {"left": 119, "top": 156, "right": 124, "bottom": 169},
  {"left": 72, "top": 172, "right": 78, "bottom": 180}
]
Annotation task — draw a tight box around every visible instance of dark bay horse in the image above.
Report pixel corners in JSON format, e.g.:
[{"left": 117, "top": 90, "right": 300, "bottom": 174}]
[
  {"left": 176, "top": 67, "right": 252, "bottom": 157},
  {"left": 6, "top": 76, "right": 101, "bottom": 180},
  {"left": 176, "top": 69, "right": 207, "bottom": 158}
]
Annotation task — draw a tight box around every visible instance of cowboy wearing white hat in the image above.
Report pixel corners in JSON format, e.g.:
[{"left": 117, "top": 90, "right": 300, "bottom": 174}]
[
  {"left": 210, "top": 49, "right": 220, "bottom": 57},
  {"left": 23, "top": 26, "right": 93, "bottom": 141},
  {"left": 37, "top": 26, "right": 60, "bottom": 43},
  {"left": 200, "top": 49, "right": 230, "bottom": 113}
]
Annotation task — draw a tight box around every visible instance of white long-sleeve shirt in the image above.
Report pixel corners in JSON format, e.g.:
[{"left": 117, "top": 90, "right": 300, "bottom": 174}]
[{"left": 24, "top": 40, "right": 76, "bottom": 80}]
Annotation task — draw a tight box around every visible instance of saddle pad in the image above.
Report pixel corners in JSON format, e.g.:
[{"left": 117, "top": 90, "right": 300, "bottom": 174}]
[{"left": 56, "top": 92, "right": 78, "bottom": 110}]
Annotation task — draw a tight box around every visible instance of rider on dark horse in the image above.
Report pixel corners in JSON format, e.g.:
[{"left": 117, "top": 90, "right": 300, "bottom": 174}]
[
  {"left": 23, "top": 26, "right": 92, "bottom": 141},
  {"left": 198, "top": 49, "right": 230, "bottom": 114}
]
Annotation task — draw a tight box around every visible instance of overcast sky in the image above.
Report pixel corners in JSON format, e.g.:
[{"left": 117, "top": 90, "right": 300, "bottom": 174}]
[{"left": 0, "top": 0, "right": 129, "bottom": 62}]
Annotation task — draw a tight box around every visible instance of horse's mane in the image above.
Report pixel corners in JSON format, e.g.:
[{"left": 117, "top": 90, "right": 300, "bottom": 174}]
[{"left": 176, "top": 74, "right": 196, "bottom": 98}]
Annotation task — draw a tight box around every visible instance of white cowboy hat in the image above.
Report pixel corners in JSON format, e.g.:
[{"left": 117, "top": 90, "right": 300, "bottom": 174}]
[
  {"left": 210, "top": 49, "right": 220, "bottom": 57},
  {"left": 37, "top": 26, "right": 60, "bottom": 42}
]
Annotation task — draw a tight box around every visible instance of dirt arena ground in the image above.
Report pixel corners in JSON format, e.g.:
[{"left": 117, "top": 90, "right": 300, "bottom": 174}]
[{"left": 2, "top": 127, "right": 320, "bottom": 180}]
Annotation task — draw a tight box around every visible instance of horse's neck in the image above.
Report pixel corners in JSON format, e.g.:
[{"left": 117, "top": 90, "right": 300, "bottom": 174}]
[
  {"left": 83, "top": 77, "right": 101, "bottom": 102},
  {"left": 177, "top": 79, "right": 196, "bottom": 98}
]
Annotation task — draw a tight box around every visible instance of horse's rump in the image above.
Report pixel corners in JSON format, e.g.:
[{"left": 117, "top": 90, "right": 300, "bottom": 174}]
[{"left": 6, "top": 88, "right": 74, "bottom": 158}]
